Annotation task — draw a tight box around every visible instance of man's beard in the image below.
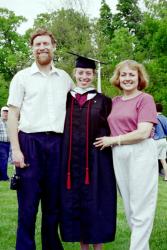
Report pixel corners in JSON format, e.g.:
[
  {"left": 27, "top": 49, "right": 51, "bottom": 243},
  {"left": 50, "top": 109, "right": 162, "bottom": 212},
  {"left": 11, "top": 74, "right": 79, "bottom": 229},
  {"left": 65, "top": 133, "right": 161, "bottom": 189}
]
[{"left": 36, "top": 52, "right": 52, "bottom": 65}]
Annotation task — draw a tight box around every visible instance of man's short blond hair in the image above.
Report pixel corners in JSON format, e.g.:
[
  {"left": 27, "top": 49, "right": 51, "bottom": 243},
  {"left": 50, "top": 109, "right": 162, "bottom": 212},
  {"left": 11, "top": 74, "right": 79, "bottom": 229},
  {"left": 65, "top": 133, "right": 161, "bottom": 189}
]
[{"left": 30, "top": 28, "right": 57, "bottom": 46}]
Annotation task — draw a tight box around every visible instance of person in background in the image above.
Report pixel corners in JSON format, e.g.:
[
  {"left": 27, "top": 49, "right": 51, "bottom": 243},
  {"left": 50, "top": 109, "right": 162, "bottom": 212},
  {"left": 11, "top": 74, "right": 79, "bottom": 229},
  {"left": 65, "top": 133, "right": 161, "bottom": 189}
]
[
  {"left": 60, "top": 54, "right": 117, "bottom": 250},
  {"left": 7, "top": 28, "right": 73, "bottom": 250},
  {"left": 0, "top": 106, "right": 10, "bottom": 181},
  {"left": 94, "top": 59, "right": 158, "bottom": 250},
  {"left": 154, "top": 103, "right": 167, "bottom": 181}
]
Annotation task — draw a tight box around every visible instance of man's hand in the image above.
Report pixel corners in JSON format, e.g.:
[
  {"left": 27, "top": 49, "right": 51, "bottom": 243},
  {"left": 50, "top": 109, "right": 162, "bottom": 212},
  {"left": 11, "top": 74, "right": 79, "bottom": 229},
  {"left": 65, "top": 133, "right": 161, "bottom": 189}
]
[
  {"left": 8, "top": 106, "right": 29, "bottom": 168},
  {"left": 12, "top": 149, "right": 27, "bottom": 168}
]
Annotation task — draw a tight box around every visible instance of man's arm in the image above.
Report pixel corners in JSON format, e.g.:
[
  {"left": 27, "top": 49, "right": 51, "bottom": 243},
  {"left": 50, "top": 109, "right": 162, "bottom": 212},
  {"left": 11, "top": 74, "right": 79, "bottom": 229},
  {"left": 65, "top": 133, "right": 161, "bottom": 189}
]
[{"left": 7, "top": 106, "right": 26, "bottom": 168}]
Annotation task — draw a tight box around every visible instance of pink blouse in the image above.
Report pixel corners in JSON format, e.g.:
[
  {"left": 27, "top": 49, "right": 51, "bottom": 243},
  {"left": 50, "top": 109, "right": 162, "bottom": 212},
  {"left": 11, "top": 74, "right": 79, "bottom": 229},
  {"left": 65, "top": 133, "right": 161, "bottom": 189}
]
[{"left": 108, "top": 92, "right": 157, "bottom": 136}]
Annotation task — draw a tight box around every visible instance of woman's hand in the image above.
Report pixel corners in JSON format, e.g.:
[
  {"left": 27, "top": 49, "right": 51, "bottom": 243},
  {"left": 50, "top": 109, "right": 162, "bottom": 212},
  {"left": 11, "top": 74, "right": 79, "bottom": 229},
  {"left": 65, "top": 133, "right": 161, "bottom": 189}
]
[{"left": 94, "top": 136, "right": 114, "bottom": 150}]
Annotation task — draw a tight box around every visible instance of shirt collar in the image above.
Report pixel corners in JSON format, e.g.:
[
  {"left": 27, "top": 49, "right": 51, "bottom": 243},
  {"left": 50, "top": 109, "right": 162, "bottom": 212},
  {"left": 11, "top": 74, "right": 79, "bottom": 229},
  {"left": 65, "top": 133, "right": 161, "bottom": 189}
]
[
  {"left": 30, "top": 62, "right": 60, "bottom": 76},
  {"left": 0, "top": 117, "right": 6, "bottom": 122},
  {"left": 72, "top": 86, "right": 96, "bottom": 95}
]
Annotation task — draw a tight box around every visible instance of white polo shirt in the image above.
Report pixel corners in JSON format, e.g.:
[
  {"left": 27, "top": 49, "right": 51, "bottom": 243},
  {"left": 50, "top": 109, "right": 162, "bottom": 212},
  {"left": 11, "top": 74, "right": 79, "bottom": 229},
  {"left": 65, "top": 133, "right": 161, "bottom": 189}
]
[{"left": 7, "top": 62, "right": 74, "bottom": 133}]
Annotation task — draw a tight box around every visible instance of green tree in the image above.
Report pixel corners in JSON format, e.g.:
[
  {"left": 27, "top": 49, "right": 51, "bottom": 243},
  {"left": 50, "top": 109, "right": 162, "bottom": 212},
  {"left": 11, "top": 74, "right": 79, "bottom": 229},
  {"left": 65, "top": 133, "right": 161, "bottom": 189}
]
[
  {"left": 113, "top": 0, "right": 142, "bottom": 34},
  {"left": 97, "top": 27, "right": 139, "bottom": 95},
  {"left": 136, "top": 0, "right": 167, "bottom": 113},
  {"left": 0, "top": 8, "right": 29, "bottom": 81},
  {"left": 97, "top": 0, "right": 114, "bottom": 40},
  {"left": 0, "top": 74, "right": 8, "bottom": 107},
  {"left": 109, "top": 28, "right": 138, "bottom": 62},
  {"left": 144, "top": 0, "right": 167, "bottom": 18},
  {"left": 93, "top": 0, "right": 114, "bottom": 81},
  {"left": 93, "top": 0, "right": 114, "bottom": 64}
]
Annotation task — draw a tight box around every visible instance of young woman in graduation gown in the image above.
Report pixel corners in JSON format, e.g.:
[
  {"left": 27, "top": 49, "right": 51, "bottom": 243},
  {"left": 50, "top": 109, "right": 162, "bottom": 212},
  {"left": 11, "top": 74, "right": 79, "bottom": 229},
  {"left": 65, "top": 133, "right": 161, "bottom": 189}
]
[{"left": 60, "top": 55, "right": 117, "bottom": 250}]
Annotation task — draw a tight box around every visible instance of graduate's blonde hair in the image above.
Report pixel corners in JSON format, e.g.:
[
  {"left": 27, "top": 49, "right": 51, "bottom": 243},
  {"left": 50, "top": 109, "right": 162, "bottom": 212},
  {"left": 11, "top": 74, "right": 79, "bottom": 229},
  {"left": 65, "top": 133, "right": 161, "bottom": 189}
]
[{"left": 110, "top": 60, "right": 149, "bottom": 90}]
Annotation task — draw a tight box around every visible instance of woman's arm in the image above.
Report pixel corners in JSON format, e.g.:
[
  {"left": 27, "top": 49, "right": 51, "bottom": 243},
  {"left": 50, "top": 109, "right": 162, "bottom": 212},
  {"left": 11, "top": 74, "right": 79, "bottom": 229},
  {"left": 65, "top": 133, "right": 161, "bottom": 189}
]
[{"left": 94, "top": 122, "right": 153, "bottom": 150}]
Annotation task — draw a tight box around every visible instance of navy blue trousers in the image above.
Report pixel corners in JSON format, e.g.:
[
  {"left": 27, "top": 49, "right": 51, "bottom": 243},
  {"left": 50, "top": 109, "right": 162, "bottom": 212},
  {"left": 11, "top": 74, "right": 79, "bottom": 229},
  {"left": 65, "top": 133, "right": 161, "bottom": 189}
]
[
  {"left": 16, "top": 131, "right": 64, "bottom": 250},
  {"left": 0, "top": 141, "right": 10, "bottom": 180}
]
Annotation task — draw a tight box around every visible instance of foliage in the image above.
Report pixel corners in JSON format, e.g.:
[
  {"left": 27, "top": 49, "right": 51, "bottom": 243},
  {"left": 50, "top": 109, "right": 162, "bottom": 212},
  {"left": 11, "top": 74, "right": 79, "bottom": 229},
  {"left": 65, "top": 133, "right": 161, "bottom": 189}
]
[
  {"left": 113, "top": 0, "right": 142, "bottom": 34},
  {"left": 0, "top": 74, "right": 8, "bottom": 108},
  {"left": 94, "top": 0, "right": 167, "bottom": 113},
  {"left": 0, "top": 8, "right": 30, "bottom": 81},
  {"left": 93, "top": 0, "right": 144, "bottom": 95},
  {"left": 97, "top": 0, "right": 114, "bottom": 40},
  {"left": 109, "top": 28, "right": 138, "bottom": 62},
  {"left": 135, "top": 0, "right": 167, "bottom": 113}
]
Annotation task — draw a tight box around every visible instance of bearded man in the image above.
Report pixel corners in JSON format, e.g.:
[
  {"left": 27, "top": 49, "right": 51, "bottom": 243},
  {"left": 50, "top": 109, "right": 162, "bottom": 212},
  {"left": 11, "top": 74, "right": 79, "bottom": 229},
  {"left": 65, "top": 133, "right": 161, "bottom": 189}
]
[{"left": 7, "top": 29, "right": 73, "bottom": 250}]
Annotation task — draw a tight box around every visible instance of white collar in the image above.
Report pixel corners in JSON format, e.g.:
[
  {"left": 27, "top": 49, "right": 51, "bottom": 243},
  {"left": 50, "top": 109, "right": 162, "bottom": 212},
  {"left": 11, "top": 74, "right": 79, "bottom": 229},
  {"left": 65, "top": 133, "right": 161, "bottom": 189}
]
[
  {"left": 72, "top": 86, "right": 95, "bottom": 95},
  {"left": 30, "top": 62, "right": 59, "bottom": 76}
]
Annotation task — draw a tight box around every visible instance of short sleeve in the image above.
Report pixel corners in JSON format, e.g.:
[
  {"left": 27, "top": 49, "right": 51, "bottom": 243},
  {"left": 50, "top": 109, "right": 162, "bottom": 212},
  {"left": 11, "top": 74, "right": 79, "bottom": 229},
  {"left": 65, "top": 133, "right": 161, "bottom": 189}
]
[
  {"left": 137, "top": 94, "right": 157, "bottom": 124},
  {"left": 7, "top": 72, "right": 25, "bottom": 108}
]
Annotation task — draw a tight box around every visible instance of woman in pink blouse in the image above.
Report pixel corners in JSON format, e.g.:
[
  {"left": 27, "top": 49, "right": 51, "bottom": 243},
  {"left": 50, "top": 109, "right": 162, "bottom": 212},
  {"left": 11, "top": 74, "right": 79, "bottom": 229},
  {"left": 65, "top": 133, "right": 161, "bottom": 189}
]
[{"left": 94, "top": 60, "right": 158, "bottom": 250}]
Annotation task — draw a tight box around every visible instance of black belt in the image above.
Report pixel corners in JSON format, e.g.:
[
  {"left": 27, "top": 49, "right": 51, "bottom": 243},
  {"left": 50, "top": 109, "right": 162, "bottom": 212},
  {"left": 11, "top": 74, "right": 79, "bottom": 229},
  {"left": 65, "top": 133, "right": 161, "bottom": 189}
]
[
  {"left": 19, "top": 131, "right": 61, "bottom": 136},
  {"left": 44, "top": 131, "right": 58, "bottom": 135}
]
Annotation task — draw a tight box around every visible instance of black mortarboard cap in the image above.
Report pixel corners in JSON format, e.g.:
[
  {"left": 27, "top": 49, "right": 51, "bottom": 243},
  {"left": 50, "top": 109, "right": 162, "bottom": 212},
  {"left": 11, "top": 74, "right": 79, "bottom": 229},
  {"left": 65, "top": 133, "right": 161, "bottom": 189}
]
[{"left": 68, "top": 52, "right": 96, "bottom": 69}]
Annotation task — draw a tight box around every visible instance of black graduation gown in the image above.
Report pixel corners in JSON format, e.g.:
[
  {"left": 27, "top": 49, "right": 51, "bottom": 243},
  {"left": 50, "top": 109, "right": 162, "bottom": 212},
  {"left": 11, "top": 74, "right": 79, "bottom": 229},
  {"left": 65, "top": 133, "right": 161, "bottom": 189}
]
[{"left": 60, "top": 91, "right": 117, "bottom": 244}]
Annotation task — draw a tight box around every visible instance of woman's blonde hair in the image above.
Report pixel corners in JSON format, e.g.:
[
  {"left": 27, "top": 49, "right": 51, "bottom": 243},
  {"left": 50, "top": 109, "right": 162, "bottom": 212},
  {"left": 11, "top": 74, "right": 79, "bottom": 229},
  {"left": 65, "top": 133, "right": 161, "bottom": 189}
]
[{"left": 110, "top": 60, "right": 149, "bottom": 90}]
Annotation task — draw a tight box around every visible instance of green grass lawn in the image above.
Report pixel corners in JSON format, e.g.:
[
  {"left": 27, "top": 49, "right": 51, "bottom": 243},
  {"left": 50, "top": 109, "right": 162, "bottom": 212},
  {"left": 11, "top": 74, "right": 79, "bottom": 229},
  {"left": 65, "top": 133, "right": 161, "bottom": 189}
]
[{"left": 0, "top": 165, "right": 167, "bottom": 250}]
